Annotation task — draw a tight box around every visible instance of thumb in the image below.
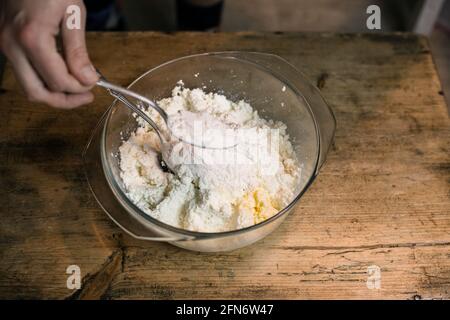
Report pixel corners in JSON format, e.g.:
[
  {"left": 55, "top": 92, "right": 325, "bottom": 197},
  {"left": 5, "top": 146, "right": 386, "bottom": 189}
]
[{"left": 62, "top": 4, "right": 98, "bottom": 86}]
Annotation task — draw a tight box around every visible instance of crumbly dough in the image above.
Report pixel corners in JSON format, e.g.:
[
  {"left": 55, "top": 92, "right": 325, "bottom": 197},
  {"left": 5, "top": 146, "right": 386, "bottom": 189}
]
[{"left": 119, "top": 84, "right": 300, "bottom": 232}]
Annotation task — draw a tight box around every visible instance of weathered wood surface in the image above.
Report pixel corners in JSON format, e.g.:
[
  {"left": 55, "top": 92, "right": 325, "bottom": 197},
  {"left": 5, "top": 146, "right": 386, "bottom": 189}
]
[{"left": 0, "top": 32, "right": 449, "bottom": 300}]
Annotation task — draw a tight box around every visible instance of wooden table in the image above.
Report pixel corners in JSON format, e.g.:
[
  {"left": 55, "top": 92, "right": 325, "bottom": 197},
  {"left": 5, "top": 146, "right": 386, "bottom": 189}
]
[{"left": 0, "top": 32, "right": 449, "bottom": 300}]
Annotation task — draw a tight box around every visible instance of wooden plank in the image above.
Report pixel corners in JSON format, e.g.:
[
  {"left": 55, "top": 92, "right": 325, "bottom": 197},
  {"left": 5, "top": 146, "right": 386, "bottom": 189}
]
[
  {"left": 105, "top": 241, "right": 450, "bottom": 299},
  {"left": 0, "top": 32, "right": 449, "bottom": 299}
]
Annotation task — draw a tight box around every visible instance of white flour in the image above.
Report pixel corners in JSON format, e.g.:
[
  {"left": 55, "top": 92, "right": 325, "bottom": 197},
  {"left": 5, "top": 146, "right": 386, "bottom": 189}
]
[
  {"left": 119, "top": 84, "right": 300, "bottom": 232},
  {"left": 168, "top": 109, "right": 237, "bottom": 149}
]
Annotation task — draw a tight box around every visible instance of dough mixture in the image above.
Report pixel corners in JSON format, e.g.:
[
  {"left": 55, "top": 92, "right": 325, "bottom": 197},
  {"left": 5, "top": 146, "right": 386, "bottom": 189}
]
[{"left": 119, "top": 83, "right": 300, "bottom": 232}]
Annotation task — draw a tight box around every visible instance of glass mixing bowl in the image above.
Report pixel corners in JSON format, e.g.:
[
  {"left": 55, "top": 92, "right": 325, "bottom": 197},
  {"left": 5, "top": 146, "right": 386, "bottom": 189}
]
[{"left": 83, "top": 52, "right": 335, "bottom": 252}]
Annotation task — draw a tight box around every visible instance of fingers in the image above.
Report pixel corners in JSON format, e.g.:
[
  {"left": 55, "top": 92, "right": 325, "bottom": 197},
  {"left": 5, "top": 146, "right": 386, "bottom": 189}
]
[
  {"left": 0, "top": 0, "right": 96, "bottom": 109},
  {"left": 62, "top": 3, "right": 98, "bottom": 86},
  {"left": 16, "top": 20, "right": 92, "bottom": 94},
  {"left": 4, "top": 31, "right": 94, "bottom": 109},
  {"left": 46, "top": 91, "right": 94, "bottom": 109}
]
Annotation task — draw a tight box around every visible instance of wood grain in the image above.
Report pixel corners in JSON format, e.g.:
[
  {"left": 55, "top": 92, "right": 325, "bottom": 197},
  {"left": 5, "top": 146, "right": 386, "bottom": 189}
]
[{"left": 0, "top": 32, "right": 449, "bottom": 300}]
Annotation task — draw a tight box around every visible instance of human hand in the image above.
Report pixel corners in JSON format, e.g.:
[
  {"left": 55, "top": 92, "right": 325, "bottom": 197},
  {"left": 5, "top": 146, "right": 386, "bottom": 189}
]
[{"left": 0, "top": 0, "right": 98, "bottom": 108}]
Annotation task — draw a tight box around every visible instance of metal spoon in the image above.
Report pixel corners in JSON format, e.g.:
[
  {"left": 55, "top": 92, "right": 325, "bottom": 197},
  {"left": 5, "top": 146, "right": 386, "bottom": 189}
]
[{"left": 96, "top": 71, "right": 175, "bottom": 173}]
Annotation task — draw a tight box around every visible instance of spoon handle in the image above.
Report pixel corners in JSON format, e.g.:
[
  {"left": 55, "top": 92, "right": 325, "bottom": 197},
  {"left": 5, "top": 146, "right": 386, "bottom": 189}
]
[
  {"left": 95, "top": 71, "right": 168, "bottom": 122},
  {"left": 110, "top": 90, "right": 166, "bottom": 143}
]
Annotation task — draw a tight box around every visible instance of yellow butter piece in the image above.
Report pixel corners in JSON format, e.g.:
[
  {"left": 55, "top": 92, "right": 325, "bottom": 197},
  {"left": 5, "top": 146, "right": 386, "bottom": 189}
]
[{"left": 238, "top": 188, "right": 279, "bottom": 224}]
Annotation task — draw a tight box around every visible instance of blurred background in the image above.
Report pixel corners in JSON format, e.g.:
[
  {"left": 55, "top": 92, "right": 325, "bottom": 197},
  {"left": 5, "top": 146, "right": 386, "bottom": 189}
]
[
  {"left": 0, "top": 0, "right": 448, "bottom": 108},
  {"left": 83, "top": 0, "right": 450, "bottom": 108}
]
